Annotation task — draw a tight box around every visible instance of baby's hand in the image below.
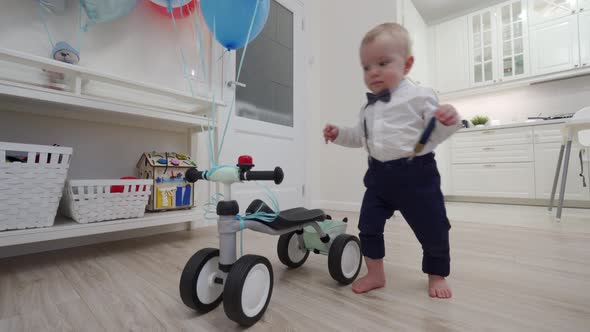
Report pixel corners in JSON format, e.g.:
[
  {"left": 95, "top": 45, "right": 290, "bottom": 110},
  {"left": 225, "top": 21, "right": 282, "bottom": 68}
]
[
  {"left": 435, "top": 104, "right": 459, "bottom": 126},
  {"left": 323, "top": 124, "right": 339, "bottom": 144}
]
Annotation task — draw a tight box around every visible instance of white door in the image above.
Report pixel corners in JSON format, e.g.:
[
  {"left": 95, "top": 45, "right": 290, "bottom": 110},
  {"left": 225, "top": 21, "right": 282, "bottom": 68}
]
[
  {"left": 580, "top": 9, "right": 590, "bottom": 68},
  {"left": 434, "top": 16, "right": 470, "bottom": 93},
  {"left": 529, "top": 0, "right": 577, "bottom": 25},
  {"left": 219, "top": 0, "right": 306, "bottom": 213},
  {"left": 468, "top": 9, "right": 499, "bottom": 86},
  {"left": 530, "top": 15, "right": 580, "bottom": 75},
  {"left": 534, "top": 143, "right": 590, "bottom": 200},
  {"left": 496, "top": 0, "right": 531, "bottom": 82}
]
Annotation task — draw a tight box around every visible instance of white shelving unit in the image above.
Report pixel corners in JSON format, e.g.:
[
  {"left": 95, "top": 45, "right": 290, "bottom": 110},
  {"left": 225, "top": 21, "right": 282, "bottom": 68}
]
[
  {"left": 0, "top": 48, "right": 223, "bottom": 133},
  {"left": 0, "top": 210, "right": 206, "bottom": 247},
  {"left": 0, "top": 48, "right": 220, "bottom": 251}
]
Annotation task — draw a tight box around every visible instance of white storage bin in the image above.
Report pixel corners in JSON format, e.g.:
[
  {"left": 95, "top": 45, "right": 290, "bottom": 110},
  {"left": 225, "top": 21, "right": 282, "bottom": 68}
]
[
  {"left": 61, "top": 179, "right": 153, "bottom": 224},
  {"left": 0, "top": 142, "right": 73, "bottom": 231}
]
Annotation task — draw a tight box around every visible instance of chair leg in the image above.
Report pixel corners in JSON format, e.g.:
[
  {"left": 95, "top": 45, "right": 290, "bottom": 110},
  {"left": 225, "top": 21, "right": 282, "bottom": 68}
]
[
  {"left": 548, "top": 144, "right": 566, "bottom": 211},
  {"left": 557, "top": 141, "right": 573, "bottom": 220}
]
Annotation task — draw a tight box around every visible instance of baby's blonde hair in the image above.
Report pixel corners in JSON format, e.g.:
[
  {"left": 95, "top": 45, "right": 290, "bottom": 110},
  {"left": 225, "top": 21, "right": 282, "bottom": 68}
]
[{"left": 361, "top": 23, "right": 413, "bottom": 57}]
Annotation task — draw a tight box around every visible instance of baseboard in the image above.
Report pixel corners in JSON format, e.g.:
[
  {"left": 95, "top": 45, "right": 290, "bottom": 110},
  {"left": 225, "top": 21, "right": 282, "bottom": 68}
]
[
  {"left": 445, "top": 196, "right": 590, "bottom": 208},
  {"left": 315, "top": 200, "right": 361, "bottom": 212},
  {"left": 315, "top": 197, "right": 590, "bottom": 213},
  {"left": 0, "top": 222, "right": 213, "bottom": 259}
]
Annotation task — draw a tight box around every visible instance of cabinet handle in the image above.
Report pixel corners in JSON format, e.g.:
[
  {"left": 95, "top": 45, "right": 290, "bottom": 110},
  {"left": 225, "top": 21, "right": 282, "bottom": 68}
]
[
  {"left": 482, "top": 130, "right": 495, "bottom": 134},
  {"left": 483, "top": 164, "right": 497, "bottom": 168},
  {"left": 483, "top": 147, "right": 495, "bottom": 151},
  {"left": 581, "top": 8, "right": 585, "bottom": 12},
  {"left": 572, "top": 10, "right": 576, "bottom": 14},
  {"left": 575, "top": 64, "right": 579, "bottom": 68}
]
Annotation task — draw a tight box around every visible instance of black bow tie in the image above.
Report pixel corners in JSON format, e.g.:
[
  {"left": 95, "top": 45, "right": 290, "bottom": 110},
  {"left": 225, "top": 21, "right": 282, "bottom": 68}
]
[{"left": 366, "top": 90, "right": 391, "bottom": 107}]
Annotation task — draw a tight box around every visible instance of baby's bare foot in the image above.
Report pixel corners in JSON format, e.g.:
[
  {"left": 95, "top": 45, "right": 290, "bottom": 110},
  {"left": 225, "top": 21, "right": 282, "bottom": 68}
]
[
  {"left": 352, "top": 274, "right": 385, "bottom": 294},
  {"left": 428, "top": 275, "right": 452, "bottom": 299}
]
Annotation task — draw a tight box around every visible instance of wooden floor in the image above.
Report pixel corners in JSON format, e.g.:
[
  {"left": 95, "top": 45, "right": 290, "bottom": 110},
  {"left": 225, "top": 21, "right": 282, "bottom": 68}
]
[{"left": 1, "top": 202, "right": 589, "bottom": 331}]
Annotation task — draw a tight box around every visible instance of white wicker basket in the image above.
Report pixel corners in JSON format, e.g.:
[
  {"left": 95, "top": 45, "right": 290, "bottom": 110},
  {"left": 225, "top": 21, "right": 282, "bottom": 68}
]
[
  {"left": 0, "top": 142, "right": 73, "bottom": 231},
  {"left": 61, "top": 179, "right": 153, "bottom": 224}
]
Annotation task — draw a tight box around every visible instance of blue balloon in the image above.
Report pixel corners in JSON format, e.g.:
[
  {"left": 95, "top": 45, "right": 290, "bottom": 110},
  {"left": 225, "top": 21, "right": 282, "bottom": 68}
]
[{"left": 200, "top": 0, "right": 270, "bottom": 50}]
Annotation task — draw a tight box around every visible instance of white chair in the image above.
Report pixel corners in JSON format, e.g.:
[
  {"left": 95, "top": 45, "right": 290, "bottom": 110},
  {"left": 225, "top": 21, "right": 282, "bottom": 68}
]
[{"left": 548, "top": 107, "right": 590, "bottom": 220}]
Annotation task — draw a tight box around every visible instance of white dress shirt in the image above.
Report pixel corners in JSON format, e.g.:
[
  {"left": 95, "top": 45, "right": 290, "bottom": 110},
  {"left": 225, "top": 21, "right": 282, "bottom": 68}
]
[{"left": 333, "top": 79, "right": 461, "bottom": 162}]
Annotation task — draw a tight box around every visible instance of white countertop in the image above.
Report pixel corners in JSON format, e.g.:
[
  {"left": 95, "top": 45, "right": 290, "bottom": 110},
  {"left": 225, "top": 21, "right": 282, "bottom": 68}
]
[{"left": 458, "top": 119, "right": 567, "bottom": 133}]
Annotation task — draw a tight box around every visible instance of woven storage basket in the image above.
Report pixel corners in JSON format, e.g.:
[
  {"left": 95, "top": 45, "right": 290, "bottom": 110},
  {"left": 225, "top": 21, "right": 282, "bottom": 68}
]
[
  {"left": 61, "top": 179, "right": 153, "bottom": 224},
  {"left": 0, "top": 142, "right": 73, "bottom": 231}
]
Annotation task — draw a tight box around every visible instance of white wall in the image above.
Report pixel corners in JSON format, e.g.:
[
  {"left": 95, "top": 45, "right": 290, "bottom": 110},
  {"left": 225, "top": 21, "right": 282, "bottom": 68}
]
[
  {"left": 311, "top": 0, "right": 399, "bottom": 211},
  {"left": 444, "top": 75, "right": 590, "bottom": 125},
  {"left": 401, "top": 0, "right": 432, "bottom": 87}
]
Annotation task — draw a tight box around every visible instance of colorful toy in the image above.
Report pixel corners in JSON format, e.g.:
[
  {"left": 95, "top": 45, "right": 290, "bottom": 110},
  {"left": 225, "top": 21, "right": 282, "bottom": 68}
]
[
  {"left": 178, "top": 155, "right": 362, "bottom": 326},
  {"left": 136, "top": 152, "right": 196, "bottom": 211},
  {"left": 52, "top": 41, "right": 80, "bottom": 65}
]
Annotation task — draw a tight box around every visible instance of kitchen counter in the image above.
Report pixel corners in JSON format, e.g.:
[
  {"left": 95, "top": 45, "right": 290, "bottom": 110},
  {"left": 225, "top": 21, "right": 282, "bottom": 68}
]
[{"left": 458, "top": 119, "right": 566, "bottom": 133}]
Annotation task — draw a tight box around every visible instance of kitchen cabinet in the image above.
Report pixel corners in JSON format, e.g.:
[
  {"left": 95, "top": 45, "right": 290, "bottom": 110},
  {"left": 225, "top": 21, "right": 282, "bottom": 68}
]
[
  {"left": 434, "top": 16, "right": 470, "bottom": 93},
  {"left": 452, "top": 163, "right": 536, "bottom": 198},
  {"left": 497, "top": 0, "right": 530, "bottom": 81},
  {"left": 534, "top": 143, "right": 590, "bottom": 200},
  {"left": 580, "top": 9, "right": 590, "bottom": 68},
  {"left": 530, "top": 15, "right": 580, "bottom": 75},
  {"left": 452, "top": 144, "right": 534, "bottom": 164},
  {"left": 468, "top": 8, "right": 499, "bottom": 86},
  {"left": 528, "top": 0, "right": 577, "bottom": 26},
  {"left": 451, "top": 127, "right": 533, "bottom": 148},
  {"left": 533, "top": 123, "right": 590, "bottom": 200}
]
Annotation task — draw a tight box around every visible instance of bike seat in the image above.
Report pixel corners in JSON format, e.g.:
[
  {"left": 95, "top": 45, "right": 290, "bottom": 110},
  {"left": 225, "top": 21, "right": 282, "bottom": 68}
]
[{"left": 245, "top": 199, "right": 326, "bottom": 230}]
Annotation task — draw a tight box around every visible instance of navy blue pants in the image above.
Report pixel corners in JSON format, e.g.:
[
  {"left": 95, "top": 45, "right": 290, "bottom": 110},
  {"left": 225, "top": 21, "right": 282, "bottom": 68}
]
[{"left": 359, "top": 153, "right": 451, "bottom": 277}]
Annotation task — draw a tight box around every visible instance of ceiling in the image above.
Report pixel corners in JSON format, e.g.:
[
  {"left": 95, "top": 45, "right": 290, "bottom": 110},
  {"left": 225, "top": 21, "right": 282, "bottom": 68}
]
[{"left": 411, "top": 0, "right": 508, "bottom": 24}]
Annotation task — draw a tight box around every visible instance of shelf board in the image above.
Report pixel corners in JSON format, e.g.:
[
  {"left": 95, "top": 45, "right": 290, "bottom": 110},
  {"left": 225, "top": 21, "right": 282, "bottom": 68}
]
[
  {"left": 0, "top": 48, "right": 222, "bottom": 133},
  {"left": 0, "top": 209, "right": 207, "bottom": 247}
]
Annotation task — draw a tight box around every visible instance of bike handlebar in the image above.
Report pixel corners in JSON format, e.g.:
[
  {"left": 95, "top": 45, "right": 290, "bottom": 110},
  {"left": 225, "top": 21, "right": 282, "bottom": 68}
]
[
  {"left": 240, "top": 167, "right": 284, "bottom": 184},
  {"left": 185, "top": 166, "right": 284, "bottom": 185}
]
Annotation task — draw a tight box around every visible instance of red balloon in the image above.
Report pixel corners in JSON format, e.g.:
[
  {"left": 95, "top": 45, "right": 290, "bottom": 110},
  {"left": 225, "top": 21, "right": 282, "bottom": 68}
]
[{"left": 149, "top": 0, "right": 196, "bottom": 18}]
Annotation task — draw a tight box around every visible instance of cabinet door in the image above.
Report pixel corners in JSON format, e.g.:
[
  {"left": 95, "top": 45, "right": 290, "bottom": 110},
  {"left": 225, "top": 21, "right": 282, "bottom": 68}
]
[
  {"left": 497, "top": 0, "right": 530, "bottom": 81},
  {"left": 452, "top": 144, "right": 534, "bottom": 164},
  {"left": 435, "top": 17, "right": 470, "bottom": 93},
  {"left": 469, "top": 9, "right": 498, "bottom": 86},
  {"left": 529, "top": 0, "right": 577, "bottom": 25},
  {"left": 530, "top": 15, "right": 580, "bottom": 75},
  {"left": 534, "top": 143, "right": 590, "bottom": 200},
  {"left": 452, "top": 163, "right": 536, "bottom": 198},
  {"left": 452, "top": 127, "right": 533, "bottom": 149},
  {"left": 435, "top": 139, "right": 453, "bottom": 195},
  {"left": 580, "top": 10, "right": 590, "bottom": 68}
]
